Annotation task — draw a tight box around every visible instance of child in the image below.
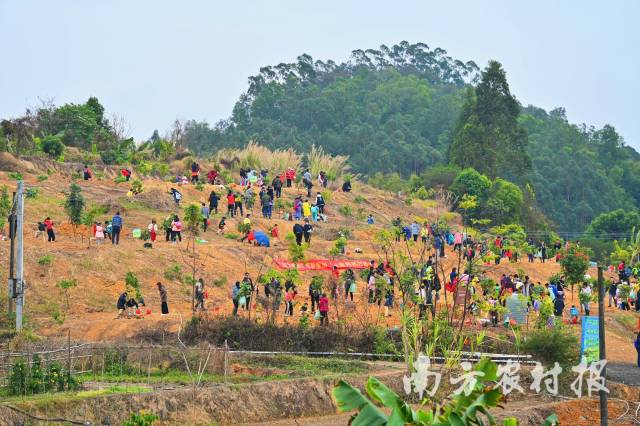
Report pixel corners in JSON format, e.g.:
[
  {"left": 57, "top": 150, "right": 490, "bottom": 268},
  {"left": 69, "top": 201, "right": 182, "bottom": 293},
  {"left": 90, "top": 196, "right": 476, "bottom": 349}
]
[
  {"left": 170, "top": 188, "right": 182, "bottom": 205},
  {"left": 383, "top": 290, "right": 394, "bottom": 317},
  {"left": 105, "top": 220, "right": 112, "bottom": 242},
  {"left": 35, "top": 222, "right": 46, "bottom": 239},
  {"left": 148, "top": 219, "right": 158, "bottom": 243},
  {"left": 569, "top": 305, "right": 579, "bottom": 324},
  {"left": 270, "top": 223, "right": 279, "bottom": 245},
  {"left": 95, "top": 222, "right": 105, "bottom": 244},
  {"left": 217, "top": 217, "right": 226, "bottom": 235},
  {"left": 488, "top": 295, "right": 499, "bottom": 327}
]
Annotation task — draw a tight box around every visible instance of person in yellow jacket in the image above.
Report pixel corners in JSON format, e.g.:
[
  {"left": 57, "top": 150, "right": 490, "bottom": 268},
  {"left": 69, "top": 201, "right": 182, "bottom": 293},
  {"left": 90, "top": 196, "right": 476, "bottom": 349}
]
[
  {"left": 420, "top": 227, "right": 429, "bottom": 244},
  {"left": 302, "top": 200, "right": 312, "bottom": 218}
]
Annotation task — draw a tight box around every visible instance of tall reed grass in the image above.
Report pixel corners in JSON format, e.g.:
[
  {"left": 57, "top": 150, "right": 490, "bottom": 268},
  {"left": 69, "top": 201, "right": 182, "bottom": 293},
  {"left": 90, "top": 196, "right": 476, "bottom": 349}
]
[
  {"left": 307, "top": 145, "right": 349, "bottom": 180},
  {"left": 214, "top": 141, "right": 302, "bottom": 174}
]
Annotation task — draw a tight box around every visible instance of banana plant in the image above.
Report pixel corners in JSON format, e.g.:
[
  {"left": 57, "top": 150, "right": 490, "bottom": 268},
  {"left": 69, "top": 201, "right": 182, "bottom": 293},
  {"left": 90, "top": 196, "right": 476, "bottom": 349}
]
[{"left": 333, "top": 358, "right": 558, "bottom": 426}]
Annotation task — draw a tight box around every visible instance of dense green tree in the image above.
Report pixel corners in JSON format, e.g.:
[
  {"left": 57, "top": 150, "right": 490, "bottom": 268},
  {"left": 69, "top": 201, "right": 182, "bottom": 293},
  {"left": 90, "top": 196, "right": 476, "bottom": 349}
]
[
  {"left": 183, "top": 42, "right": 478, "bottom": 175},
  {"left": 521, "top": 106, "right": 635, "bottom": 231},
  {"left": 449, "top": 168, "right": 491, "bottom": 200},
  {"left": 40, "top": 135, "right": 64, "bottom": 157},
  {"left": 45, "top": 103, "right": 97, "bottom": 149},
  {"left": 484, "top": 178, "right": 523, "bottom": 225},
  {"left": 64, "top": 183, "right": 85, "bottom": 237},
  {"left": 586, "top": 209, "right": 640, "bottom": 236},
  {"left": 85, "top": 97, "right": 106, "bottom": 128},
  {"left": 449, "top": 61, "right": 530, "bottom": 181}
]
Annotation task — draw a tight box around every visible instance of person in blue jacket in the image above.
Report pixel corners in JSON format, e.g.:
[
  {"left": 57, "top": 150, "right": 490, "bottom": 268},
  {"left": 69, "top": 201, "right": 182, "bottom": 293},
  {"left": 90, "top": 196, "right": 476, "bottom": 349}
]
[
  {"left": 635, "top": 332, "right": 640, "bottom": 368},
  {"left": 434, "top": 234, "right": 445, "bottom": 258},
  {"left": 111, "top": 212, "right": 123, "bottom": 245},
  {"left": 253, "top": 230, "right": 270, "bottom": 247},
  {"left": 402, "top": 225, "right": 411, "bottom": 241}
]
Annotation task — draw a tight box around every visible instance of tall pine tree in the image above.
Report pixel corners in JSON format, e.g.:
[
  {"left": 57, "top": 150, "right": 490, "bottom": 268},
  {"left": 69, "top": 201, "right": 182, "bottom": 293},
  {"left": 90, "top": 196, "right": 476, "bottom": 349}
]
[{"left": 449, "top": 61, "right": 530, "bottom": 181}]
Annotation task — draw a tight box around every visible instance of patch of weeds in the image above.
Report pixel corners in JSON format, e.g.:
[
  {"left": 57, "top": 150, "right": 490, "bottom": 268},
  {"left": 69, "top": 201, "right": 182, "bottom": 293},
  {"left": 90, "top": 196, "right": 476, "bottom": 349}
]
[
  {"left": 212, "top": 275, "right": 228, "bottom": 288},
  {"left": 337, "top": 205, "right": 353, "bottom": 217},
  {"left": 163, "top": 264, "right": 184, "bottom": 283},
  {"left": 37, "top": 254, "right": 53, "bottom": 266},
  {"left": 243, "top": 355, "right": 367, "bottom": 376}
]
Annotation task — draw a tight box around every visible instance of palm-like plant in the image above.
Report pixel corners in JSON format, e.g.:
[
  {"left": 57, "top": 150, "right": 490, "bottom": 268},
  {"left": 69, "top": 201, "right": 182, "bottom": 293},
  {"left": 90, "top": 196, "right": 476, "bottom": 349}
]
[{"left": 333, "top": 357, "right": 558, "bottom": 426}]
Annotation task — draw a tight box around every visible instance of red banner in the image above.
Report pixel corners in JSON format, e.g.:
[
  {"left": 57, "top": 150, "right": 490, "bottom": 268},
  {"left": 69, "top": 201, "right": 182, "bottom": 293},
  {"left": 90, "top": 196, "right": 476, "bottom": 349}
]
[{"left": 273, "top": 258, "right": 371, "bottom": 271}]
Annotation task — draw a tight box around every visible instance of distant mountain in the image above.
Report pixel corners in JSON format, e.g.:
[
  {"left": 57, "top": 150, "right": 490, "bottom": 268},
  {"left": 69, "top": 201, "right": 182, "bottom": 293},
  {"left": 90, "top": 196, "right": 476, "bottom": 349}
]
[{"left": 180, "top": 41, "right": 638, "bottom": 232}]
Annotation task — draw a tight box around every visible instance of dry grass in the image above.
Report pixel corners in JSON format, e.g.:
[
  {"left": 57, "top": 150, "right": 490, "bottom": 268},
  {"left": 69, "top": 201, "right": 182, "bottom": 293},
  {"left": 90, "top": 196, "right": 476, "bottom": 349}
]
[
  {"left": 307, "top": 144, "right": 349, "bottom": 180},
  {"left": 214, "top": 141, "right": 302, "bottom": 174}
]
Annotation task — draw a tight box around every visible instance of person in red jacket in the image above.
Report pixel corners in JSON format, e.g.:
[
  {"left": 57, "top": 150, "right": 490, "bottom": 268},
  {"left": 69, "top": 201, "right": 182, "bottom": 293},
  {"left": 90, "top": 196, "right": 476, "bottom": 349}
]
[
  {"left": 121, "top": 168, "right": 132, "bottom": 181},
  {"left": 207, "top": 170, "right": 218, "bottom": 184},
  {"left": 226, "top": 191, "right": 235, "bottom": 217},
  {"left": 285, "top": 168, "right": 296, "bottom": 188},
  {"left": 318, "top": 293, "right": 329, "bottom": 325},
  {"left": 43, "top": 217, "right": 55, "bottom": 242}
]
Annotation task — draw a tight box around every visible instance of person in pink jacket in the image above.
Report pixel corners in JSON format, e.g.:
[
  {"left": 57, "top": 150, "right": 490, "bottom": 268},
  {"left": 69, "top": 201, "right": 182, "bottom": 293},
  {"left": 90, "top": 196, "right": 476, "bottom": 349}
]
[
  {"left": 318, "top": 293, "right": 329, "bottom": 325},
  {"left": 453, "top": 232, "right": 463, "bottom": 253}
]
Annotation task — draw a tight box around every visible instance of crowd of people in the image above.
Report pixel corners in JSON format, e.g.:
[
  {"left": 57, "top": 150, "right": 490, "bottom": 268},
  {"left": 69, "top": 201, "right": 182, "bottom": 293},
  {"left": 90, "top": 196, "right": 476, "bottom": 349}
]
[{"left": 28, "top": 162, "right": 640, "bottom": 366}]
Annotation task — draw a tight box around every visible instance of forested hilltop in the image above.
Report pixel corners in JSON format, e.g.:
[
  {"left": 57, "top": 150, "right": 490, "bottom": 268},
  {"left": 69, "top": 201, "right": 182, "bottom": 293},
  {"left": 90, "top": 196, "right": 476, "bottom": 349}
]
[
  {"left": 178, "top": 41, "right": 639, "bottom": 233},
  {"left": 2, "top": 41, "right": 639, "bottom": 235}
]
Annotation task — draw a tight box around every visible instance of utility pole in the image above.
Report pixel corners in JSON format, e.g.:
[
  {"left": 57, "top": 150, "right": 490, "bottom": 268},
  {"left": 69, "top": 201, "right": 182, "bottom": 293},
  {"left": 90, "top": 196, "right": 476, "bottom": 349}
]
[
  {"left": 15, "top": 181, "right": 24, "bottom": 331},
  {"left": 597, "top": 266, "right": 608, "bottom": 426},
  {"left": 7, "top": 191, "right": 16, "bottom": 316}
]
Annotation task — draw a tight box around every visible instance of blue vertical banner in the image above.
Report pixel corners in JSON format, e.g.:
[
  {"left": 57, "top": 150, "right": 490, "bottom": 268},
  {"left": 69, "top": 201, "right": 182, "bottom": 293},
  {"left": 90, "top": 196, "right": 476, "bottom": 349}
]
[{"left": 580, "top": 316, "right": 600, "bottom": 363}]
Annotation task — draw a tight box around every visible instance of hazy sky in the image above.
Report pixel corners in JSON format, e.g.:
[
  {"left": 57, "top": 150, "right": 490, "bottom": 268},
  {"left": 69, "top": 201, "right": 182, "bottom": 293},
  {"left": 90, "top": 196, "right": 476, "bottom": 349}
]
[{"left": 1, "top": 0, "right": 638, "bottom": 147}]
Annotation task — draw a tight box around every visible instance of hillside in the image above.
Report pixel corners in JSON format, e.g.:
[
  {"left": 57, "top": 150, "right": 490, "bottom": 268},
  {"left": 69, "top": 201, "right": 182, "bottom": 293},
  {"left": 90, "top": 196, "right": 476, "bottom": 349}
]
[
  {"left": 0, "top": 153, "right": 636, "bottom": 367},
  {"left": 0, "top": 153, "right": 454, "bottom": 341}
]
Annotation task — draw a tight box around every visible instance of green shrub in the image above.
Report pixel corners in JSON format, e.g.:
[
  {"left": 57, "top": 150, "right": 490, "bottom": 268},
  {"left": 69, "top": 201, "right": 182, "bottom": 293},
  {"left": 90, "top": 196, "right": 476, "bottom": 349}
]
[
  {"left": 25, "top": 188, "right": 39, "bottom": 199},
  {"left": 136, "top": 161, "right": 153, "bottom": 175},
  {"left": 125, "top": 272, "right": 142, "bottom": 299},
  {"left": 37, "top": 254, "right": 53, "bottom": 266},
  {"left": 114, "top": 175, "right": 127, "bottom": 183},
  {"left": 353, "top": 195, "right": 366, "bottom": 204},
  {"left": 123, "top": 412, "right": 159, "bottom": 426},
  {"left": 337, "top": 205, "right": 353, "bottom": 217},
  {"left": 479, "top": 278, "right": 496, "bottom": 295},
  {"left": 237, "top": 222, "right": 251, "bottom": 234},
  {"left": 523, "top": 325, "right": 579, "bottom": 366},
  {"left": 152, "top": 162, "right": 170, "bottom": 178},
  {"left": 37, "top": 174, "right": 49, "bottom": 182},
  {"left": 195, "top": 182, "right": 205, "bottom": 191},
  {"left": 41, "top": 135, "right": 64, "bottom": 157},
  {"left": 81, "top": 204, "right": 109, "bottom": 226},
  {"left": 164, "top": 264, "right": 184, "bottom": 283},
  {"left": 329, "top": 236, "right": 347, "bottom": 256},
  {"left": 373, "top": 327, "right": 399, "bottom": 355},
  {"left": 224, "top": 232, "right": 240, "bottom": 240},
  {"left": 7, "top": 355, "right": 78, "bottom": 396},
  {"left": 212, "top": 275, "right": 228, "bottom": 288},
  {"left": 8, "top": 172, "right": 23, "bottom": 181},
  {"left": 413, "top": 186, "right": 434, "bottom": 200}
]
